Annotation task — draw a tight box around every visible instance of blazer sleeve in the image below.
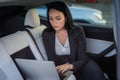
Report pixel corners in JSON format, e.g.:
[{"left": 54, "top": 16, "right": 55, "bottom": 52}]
[{"left": 72, "top": 27, "right": 89, "bottom": 72}]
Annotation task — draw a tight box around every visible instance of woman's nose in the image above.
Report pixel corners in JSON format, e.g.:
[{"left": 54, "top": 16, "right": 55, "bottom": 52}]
[{"left": 53, "top": 20, "right": 57, "bottom": 25}]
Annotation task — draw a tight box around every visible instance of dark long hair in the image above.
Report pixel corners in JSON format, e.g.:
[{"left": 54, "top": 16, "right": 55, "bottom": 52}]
[{"left": 46, "top": 1, "right": 74, "bottom": 32}]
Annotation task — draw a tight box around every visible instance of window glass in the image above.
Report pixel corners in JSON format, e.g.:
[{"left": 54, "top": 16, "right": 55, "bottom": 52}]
[
  {"left": 74, "top": 0, "right": 113, "bottom": 28},
  {"left": 36, "top": 0, "right": 113, "bottom": 28}
]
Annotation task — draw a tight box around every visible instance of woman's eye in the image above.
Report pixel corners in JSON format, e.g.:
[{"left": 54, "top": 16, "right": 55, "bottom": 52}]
[
  {"left": 57, "top": 18, "right": 61, "bottom": 20},
  {"left": 49, "top": 18, "right": 53, "bottom": 20}
]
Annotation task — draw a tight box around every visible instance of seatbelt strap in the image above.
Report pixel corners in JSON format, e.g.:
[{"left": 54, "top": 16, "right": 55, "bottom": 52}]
[{"left": 25, "top": 28, "right": 45, "bottom": 60}]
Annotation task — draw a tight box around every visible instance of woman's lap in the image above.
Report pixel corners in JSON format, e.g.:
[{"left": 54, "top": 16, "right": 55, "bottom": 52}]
[{"left": 74, "top": 60, "right": 106, "bottom": 80}]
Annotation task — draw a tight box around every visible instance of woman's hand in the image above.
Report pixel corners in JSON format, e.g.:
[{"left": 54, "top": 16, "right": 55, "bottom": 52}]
[{"left": 56, "top": 63, "right": 73, "bottom": 74}]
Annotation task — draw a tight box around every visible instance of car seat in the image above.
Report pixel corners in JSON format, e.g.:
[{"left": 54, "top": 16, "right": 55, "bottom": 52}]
[
  {"left": 0, "top": 39, "right": 24, "bottom": 80},
  {"left": 24, "top": 9, "right": 48, "bottom": 60},
  {"left": 24, "top": 8, "right": 76, "bottom": 80}
]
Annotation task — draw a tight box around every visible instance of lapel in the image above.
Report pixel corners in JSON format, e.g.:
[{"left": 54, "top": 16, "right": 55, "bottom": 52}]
[
  {"left": 48, "top": 31, "right": 57, "bottom": 58},
  {"left": 68, "top": 32, "right": 75, "bottom": 58}
]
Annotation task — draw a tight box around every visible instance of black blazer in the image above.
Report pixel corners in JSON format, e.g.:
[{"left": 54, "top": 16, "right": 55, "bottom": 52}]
[{"left": 42, "top": 27, "right": 89, "bottom": 72}]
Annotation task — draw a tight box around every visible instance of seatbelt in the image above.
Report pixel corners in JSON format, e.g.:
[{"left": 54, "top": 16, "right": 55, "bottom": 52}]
[{"left": 25, "top": 28, "right": 45, "bottom": 60}]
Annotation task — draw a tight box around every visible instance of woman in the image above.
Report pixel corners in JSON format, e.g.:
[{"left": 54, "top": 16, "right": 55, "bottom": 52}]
[{"left": 42, "top": 1, "right": 106, "bottom": 80}]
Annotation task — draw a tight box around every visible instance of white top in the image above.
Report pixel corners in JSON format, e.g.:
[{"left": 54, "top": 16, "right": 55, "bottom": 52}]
[{"left": 55, "top": 36, "right": 70, "bottom": 55}]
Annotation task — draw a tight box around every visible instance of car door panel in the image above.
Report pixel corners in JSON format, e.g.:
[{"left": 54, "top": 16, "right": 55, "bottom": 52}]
[
  {"left": 84, "top": 26, "right": 114, "bottom": 41},
  {"left": 79, "top": 25, "right": 116, "bottom": 58},
  {"left": 86, "top": 38, "right": 116, "bottom": 57},
  {"left": 79, "top": 24, "right": 116, "bottom": 80}
]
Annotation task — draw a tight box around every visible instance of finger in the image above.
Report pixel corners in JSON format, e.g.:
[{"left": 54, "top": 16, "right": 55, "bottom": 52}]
[
  {"left": 61, "top": 68, "right": 67, "bottom": 74},
  {"left": 61, "top": 66, "right": 69, "bottom": 74},
  {"left": 57, "top": 67, "right": 63, "bottom": 73}
]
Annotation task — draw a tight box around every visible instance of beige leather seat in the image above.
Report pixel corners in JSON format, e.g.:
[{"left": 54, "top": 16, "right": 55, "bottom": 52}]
[
  {"left": 24, "top": 8, "right": 76, "bottom": 80},
  {"left": 0, "top": 39, "right": 24, "bottom": 80},
  {"left": 24, "top": 9, "right": 48, "bottom": 60}
]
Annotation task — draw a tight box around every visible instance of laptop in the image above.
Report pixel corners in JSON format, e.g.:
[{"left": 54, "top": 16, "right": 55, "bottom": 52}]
[{"left": 15, "top": 58, "right": 60, "bottom": 80}]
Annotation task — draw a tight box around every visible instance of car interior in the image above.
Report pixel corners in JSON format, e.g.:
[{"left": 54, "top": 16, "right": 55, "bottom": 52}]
[
  {"left": 0, "top": 0, "right": 117, "bottom": 80},
  {"left": 0, "top": 5, "right": 76, "bottom": 80}
]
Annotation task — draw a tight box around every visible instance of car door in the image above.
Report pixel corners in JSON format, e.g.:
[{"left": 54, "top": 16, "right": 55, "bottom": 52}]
[
  {"left": 73, "top": 1, "right": 116, "bottom": 80},
  {"left": 76, "top": 23, "right": 116, "bottom": 80}
]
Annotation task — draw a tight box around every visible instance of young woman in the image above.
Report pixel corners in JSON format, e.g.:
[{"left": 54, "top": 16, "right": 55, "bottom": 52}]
[{"left": 42, "top": 1, "right": 106, "bottom": 80}]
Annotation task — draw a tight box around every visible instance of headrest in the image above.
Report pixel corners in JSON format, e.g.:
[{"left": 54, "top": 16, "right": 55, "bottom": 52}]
[{"left": 24, "top": 9, "right": 40, "bottom": 28}]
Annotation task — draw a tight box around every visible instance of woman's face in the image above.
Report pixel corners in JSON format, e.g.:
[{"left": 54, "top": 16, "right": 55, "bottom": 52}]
[{"left": 49, "top": 8, "right": 66, "bottom": 31}]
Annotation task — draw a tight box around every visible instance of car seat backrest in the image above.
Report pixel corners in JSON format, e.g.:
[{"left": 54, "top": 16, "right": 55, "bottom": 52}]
[
  {"left": 0, "top": 40, "right": 24, "bottom": 80},
  {"left": 0, "top": 69, "right": 7, "bottom": 80},
  {"left": 1, "top": 31, "right": 43, "bottom": 61},
  {"left": 0, "top": 31, "right": 45, "bottom": 79},
  {"left": 24, "top": 8, "right": 48, "bottom": 60}
]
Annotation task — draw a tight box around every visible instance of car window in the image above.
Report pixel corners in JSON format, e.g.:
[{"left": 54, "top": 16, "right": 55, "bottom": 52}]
[
  {"left": 36, "top": 6, "right": 47, "bottom": 18},
  {"left": 77, "top": 0, "right": 113, "bottom": 28},
  {"left": 36, "top": 0, "right": 113, "bottom": 28}
]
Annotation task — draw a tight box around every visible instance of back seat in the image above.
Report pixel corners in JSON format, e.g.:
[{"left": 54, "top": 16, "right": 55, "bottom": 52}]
[
  {"left": 0, "top": 68, "right": 7, "bottom": 80},
  {"left": 0, "top": 30, "right": 49, "bottom": 80},
  {"left": 0, "top": 39, "right": 24, "bottom": 80},
  {"left": 0, "top": 8, "right": 76, "bottom": 80},
  {"left": 24, "top": 9, "right": 48, "bottom": 60}
]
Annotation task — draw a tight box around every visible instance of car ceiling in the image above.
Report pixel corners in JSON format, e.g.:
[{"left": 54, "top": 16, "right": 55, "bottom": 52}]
[{"left": 0, "top": 0, "right": 56, "bottom": 7}]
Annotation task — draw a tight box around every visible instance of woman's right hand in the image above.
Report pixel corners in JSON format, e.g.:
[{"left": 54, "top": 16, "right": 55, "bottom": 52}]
[{"left": 56, "top": 63, "right": 73, "bottom": 74}]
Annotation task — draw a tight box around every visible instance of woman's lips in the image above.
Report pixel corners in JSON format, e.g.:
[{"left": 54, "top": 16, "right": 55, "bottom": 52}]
[{"left": 54, "top": 26, "right": 58, "bottom": 28}]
